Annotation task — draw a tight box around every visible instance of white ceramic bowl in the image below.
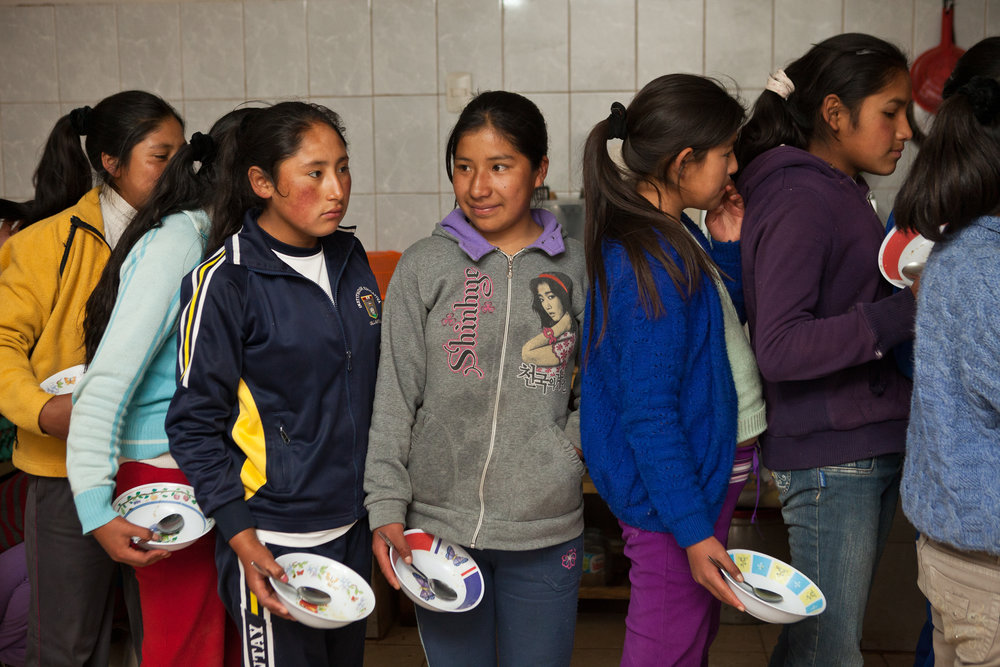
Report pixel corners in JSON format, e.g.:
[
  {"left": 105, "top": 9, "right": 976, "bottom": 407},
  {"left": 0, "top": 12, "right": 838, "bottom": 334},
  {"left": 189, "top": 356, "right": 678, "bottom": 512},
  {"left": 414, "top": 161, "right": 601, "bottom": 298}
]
[
  {"left": 722, "top": 549, "right": 826, "bottom": 624},
  {"left": 878, "top": 226, "right": 934, "bottom": 288},
  {"left": 39, "top": 364, "right": 85, "bottom": 395},
  {"left": 111, "top": 483, "right": 214, "bottom": 552},
  {"left": 389, "top": 529, "right": 484, "bottom": 613},
  {"left": 272, "top": 553, "right": 374, "bottom": 629}
]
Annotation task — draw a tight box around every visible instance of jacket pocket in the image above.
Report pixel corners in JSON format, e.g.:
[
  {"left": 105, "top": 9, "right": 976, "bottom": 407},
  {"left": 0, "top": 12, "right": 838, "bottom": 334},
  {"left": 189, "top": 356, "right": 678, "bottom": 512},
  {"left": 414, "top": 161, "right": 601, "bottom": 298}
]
[
  {"left": 408, "top": 411, "right": 463, "bottom": 504},
  {"left": 264, "top": 416, "right": 293, "bottom": 494},
  {"left": 492, "top": 424, "right": 584, "bottom": 522}
]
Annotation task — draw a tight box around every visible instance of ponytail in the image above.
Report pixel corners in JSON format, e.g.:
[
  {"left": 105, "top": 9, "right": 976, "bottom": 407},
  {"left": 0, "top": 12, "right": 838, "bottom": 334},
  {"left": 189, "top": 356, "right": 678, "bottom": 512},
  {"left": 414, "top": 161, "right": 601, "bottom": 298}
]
[{"left": 29, "top": 114, "right": 93, "bottom": 224}]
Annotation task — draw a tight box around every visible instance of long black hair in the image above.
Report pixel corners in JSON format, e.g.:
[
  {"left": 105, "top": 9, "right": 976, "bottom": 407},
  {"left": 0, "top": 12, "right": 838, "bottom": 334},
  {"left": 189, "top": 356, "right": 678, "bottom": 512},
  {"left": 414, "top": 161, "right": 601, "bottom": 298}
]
[
  {"left": 735, "top": 33, "right": 908, "bottom": 170},
  {"left": 894, "top": 36, "right": 1000, "bottom": 240},
  {"left": 0, "top": 91, "right": 182, "bottom": 228},
  {"left": 83, "top": 108, "right": 257, "bottom": 362},
  {"left": 206, "top": 102, "right": 348, "bottom": 255},
  {"left": 583, "top": 74, "right": 744, "bottom": 347}
]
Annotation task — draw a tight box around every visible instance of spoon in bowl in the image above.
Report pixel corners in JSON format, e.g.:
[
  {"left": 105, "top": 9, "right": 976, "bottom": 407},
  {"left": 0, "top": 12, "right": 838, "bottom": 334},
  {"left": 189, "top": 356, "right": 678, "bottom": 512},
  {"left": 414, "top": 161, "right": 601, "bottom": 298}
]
[
  {"left": 149, "top": 513, "right": 184, "bottom": 541},
  {"left": 249, "top": 561, "right": 332, "bottom": 607},
  {"left": 377, "top": 531, "right": 458, "bottom": 602},
  {"left": 901, "top": 261, "right": 925, "bottom": 282},
  {"left": 708, "top": 555, "right": 784, "bottom": 604}
]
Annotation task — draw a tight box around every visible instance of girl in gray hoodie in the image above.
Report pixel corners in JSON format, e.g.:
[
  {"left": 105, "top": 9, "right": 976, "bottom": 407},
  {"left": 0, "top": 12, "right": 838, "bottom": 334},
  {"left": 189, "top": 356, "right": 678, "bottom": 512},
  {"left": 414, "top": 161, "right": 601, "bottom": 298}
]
[{"left": 364, "top": 91, "right": 585, "bottom": 667}]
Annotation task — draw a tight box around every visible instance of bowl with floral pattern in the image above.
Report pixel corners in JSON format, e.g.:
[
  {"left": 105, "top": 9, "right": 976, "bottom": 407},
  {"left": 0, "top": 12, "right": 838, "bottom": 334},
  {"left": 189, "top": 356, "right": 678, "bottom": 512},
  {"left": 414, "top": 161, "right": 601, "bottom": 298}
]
[
  {"left": 273, "top": 552, "right": 374, "bottom": 629},
  {"left": 112, "top": 483, "right": 213, "bottom": 551},
  {"left": 40, "top": 364, "right": 85, "bottom": 395}
]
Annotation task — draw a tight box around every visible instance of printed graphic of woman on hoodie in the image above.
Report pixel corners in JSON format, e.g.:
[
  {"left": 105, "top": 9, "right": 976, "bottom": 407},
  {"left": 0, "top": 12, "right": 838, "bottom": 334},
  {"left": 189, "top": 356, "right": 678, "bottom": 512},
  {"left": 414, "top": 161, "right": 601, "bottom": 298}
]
[{"left": 521, "top": 271, "right": 576, "bottom": 390}]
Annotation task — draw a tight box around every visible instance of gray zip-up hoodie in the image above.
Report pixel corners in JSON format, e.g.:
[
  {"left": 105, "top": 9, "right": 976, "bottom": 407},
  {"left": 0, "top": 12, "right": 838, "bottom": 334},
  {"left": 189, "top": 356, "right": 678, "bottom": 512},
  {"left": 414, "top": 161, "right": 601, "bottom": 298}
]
[{"left": 364, "top": 208, "right": 586, "bottom": 551}]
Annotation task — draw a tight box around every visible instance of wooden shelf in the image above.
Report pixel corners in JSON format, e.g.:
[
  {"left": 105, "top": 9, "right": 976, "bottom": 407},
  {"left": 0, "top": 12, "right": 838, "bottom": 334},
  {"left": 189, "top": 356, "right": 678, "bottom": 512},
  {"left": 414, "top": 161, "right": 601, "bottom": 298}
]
[{"left": 579, "top": 584, "right": 630, "bottom": 600}]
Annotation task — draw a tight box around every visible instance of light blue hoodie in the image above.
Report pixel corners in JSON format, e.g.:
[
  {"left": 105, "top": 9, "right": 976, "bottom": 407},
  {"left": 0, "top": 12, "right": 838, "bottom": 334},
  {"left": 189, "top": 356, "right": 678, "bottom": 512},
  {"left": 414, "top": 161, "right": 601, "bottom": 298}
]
[{"left": 67, "top": 209, "right": 209, "bottom": 534}]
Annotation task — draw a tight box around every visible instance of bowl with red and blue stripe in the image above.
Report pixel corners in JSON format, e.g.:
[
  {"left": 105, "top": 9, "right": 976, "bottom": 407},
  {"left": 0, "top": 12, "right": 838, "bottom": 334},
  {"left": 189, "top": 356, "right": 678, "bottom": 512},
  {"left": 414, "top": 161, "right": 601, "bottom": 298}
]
[{"left": 389, "top": 529, "right": 484, "bottom": 613}]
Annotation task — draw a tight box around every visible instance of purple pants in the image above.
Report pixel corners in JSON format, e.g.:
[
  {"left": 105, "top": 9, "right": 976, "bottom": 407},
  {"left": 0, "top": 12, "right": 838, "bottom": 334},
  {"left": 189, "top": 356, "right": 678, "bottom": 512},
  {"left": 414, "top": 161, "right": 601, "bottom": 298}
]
[
  {"left": 0, "top": 542, "right": 28, "bottom": 667},
  {"left": 618, "top": 469, "right": 746, "bottom": 666}
]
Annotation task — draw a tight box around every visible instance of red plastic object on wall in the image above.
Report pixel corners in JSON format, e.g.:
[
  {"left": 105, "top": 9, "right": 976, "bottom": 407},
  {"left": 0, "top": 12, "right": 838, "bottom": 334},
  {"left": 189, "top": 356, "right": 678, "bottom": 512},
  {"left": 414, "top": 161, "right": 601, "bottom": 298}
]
[
  {"left": 367, "top": 251, "right": 402, "bottom": 299},
  {"left": 911, "top": 0, "right": 965, "bottom": 113}
]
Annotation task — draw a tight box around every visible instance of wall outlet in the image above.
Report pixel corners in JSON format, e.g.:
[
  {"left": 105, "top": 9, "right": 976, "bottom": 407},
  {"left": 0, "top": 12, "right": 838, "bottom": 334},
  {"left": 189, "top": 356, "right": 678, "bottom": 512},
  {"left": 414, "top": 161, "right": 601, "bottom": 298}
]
[{"left": 446, "top": 72, "right": 473, "bottom": 113}]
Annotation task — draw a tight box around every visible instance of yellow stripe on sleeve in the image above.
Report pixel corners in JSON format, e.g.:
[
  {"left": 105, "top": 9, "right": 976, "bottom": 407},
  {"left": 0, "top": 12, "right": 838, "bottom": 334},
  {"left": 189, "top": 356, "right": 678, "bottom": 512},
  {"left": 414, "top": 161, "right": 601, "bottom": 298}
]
[{"left": 180, "top": 252, "right": 226, "bottom": 379}]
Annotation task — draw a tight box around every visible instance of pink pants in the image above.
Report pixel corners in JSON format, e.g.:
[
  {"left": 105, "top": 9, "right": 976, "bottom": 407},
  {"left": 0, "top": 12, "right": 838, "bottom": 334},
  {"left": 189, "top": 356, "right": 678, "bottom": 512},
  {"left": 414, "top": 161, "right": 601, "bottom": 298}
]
[{"left": 618, "top": 446, "right": 752, "bottom": 667}]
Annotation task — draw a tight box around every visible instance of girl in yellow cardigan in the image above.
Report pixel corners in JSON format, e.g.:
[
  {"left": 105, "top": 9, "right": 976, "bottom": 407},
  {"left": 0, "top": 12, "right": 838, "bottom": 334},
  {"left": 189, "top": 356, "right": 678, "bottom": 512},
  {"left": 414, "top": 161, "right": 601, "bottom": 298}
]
[{"left": 0, "top": 90, "right": 184, "bottom": 666}]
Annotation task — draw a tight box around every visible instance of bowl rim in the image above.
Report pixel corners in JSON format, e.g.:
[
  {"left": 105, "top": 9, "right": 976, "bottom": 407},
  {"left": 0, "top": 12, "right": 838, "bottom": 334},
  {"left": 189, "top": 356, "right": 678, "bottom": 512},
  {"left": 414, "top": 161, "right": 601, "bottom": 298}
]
[
  {"left": 111, "top": 482, "right": 213, "bottom": 548},
  {"left": 272, "top": 552, "right": 374, "bottom": 624},
  {"left": 389, "top": 528, "right": 484, "bottom": 612}
]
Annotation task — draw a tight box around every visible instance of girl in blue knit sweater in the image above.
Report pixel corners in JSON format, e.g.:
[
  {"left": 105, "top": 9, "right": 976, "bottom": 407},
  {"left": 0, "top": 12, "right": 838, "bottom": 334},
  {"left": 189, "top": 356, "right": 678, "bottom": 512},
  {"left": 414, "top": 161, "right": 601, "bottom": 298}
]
[
  {"left": 580, "top": 74, "right": 766, "bottom": 666},
  {"left": 894, "top": 37, "right": 1000, "bottom": 666}
]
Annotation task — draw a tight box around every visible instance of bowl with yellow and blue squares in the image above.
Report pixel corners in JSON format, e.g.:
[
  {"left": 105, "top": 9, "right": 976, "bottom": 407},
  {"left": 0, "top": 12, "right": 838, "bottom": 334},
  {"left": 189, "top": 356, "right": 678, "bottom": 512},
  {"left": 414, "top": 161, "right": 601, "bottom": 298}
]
[{"left": 724, "top": 549, "right": 826, "bottom": 624}]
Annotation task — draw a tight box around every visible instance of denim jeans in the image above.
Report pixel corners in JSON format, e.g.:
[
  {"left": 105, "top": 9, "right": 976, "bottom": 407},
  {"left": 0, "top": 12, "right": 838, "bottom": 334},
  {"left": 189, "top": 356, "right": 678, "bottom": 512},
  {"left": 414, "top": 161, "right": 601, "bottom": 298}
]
[
  {"left": 768, "top": 453, "right": 902, "bottom": 667},
  {"left": 415, "top": 534, "right": 583, "bottom": 667}
]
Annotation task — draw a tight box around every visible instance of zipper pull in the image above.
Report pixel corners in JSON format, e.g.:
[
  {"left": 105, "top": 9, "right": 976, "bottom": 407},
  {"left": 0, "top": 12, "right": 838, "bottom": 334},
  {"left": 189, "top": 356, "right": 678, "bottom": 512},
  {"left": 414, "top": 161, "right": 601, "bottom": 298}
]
[
  {"left": 507, "top": 254, "right": 514, "bottom": 279},
  {"left": 279, "top": 426, "right": 290, "bottom": 444},
  {"left": 346, "top": 349, "right": 352, "bottom": 372}
]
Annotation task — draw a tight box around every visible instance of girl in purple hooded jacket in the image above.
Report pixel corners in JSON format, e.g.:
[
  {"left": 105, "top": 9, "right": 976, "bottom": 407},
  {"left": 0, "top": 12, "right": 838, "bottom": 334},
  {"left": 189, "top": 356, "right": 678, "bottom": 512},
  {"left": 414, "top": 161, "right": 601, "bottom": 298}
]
[{"left": 735, "top": 33, "right": 917, "bottom": 666}]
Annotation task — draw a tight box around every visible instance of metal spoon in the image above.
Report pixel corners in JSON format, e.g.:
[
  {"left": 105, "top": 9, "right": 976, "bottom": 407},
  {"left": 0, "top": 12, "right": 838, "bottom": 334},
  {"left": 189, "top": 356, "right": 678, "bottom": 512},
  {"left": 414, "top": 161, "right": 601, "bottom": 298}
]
[
  {"left": 377, "top": 531, "right": 458, "bottom": 602},
  {"left": 708, "top": 555, "right": 784, "bottom": 604},
  {"left": 249, "top": 560, "right": 332, "bottom": 606},
  {"left": 149, "top": 513, "right": 184, "bottom": 541},
  {"left": 901, "top": 261, "right": 925, "bottom": 281}
]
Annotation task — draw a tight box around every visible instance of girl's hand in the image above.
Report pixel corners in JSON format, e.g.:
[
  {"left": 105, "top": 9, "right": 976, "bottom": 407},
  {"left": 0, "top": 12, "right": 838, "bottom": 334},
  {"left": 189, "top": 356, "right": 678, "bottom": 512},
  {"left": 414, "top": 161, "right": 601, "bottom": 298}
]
[
  {"left": 92, "top": 516, "right": 171, "bottom": 568},
  {"left": 685, "top": 536, "right": 746, "bottom": 612},
  {"left": 229, "top": 528, "right": 294, "bottom": 620},
  {"left": 372, "top": 523, "right": 410, "bottom": 590},
  {"left": 705, "top": 183, "right": 745, "bottom": 243}
]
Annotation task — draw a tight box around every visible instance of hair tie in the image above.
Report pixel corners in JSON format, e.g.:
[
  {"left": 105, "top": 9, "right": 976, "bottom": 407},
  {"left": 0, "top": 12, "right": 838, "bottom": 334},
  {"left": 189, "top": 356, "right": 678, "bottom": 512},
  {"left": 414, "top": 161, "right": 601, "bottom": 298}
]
[
  {"left": 958, "top": 76, "right": 1000, "bottom": 125},
  {"left": 607, "top": 102, "right": 627, "bottom": 140},
  {"left": 189, "top": 131, "right": 216, "bottom": 165},
  {"left": 765, "top": 70, "right": 795, "bottom": 100},
  {"left": 70, "top": 106, "right": 93, "bottom": 136}
]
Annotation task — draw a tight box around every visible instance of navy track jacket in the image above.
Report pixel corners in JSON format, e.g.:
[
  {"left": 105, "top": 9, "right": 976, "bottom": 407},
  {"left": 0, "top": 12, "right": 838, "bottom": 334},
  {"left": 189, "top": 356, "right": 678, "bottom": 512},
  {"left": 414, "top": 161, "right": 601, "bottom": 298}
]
[{"left": 166, "top": 209, "right": 381, "bottom": 541}]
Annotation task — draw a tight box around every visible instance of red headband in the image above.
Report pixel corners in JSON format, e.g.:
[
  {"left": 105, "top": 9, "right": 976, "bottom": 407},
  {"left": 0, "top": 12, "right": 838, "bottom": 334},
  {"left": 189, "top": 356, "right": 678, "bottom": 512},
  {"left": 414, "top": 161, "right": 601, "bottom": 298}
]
[{"left": 538, "top": 273, "right": 567, "bottom": 293}]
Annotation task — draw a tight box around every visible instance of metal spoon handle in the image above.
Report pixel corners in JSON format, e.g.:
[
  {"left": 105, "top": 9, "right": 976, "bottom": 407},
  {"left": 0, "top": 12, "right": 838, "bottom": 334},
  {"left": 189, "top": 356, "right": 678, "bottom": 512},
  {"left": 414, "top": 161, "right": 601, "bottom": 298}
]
[{"left": 378, "top": 532, "right": 459, "bottom": 601}]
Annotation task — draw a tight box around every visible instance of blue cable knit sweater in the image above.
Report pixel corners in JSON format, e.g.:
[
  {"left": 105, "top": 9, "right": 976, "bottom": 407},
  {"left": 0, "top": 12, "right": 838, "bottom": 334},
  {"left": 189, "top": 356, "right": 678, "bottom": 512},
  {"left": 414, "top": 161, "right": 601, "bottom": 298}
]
[
  {"left": 902, "top": 215, "right": 1000, "bottom": 556},
  {"left": 581, "top": 218, "right": 739, "bottom": 548}
]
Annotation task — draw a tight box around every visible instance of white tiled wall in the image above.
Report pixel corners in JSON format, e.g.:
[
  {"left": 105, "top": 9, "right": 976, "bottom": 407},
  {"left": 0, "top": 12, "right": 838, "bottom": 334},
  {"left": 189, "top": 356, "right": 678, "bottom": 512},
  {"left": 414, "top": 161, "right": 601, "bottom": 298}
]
[{"left": 1, "top": 0, "right": 997, "bottom": 251}]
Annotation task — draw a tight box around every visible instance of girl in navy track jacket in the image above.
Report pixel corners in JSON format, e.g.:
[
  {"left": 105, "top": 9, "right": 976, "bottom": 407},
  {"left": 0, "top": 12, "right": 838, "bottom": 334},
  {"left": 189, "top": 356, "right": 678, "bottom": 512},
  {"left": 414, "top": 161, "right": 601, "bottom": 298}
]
[{"left": 166, "top": 102, "right": 380, "bottom": 667}]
